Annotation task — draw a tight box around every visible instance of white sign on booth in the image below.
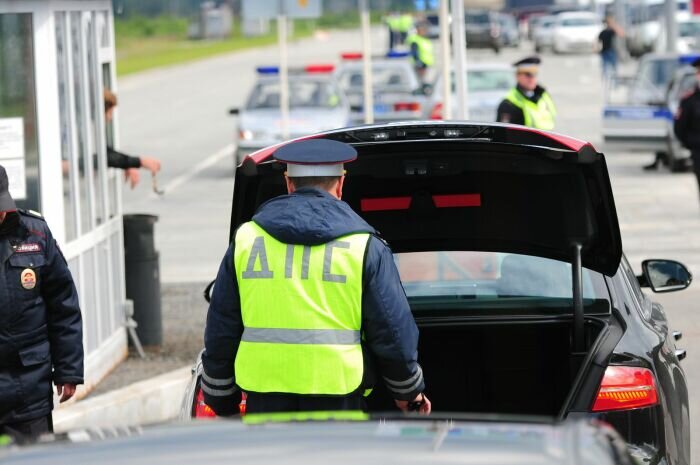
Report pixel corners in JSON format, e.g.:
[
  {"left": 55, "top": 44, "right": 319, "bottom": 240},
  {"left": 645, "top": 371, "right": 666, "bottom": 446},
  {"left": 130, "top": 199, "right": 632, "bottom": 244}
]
[
  {"left": 0, "top": 117, "right": 27, "bottom": 199},
  {"left": 243, "top": 0, "right": 321, "bottom": 19}
]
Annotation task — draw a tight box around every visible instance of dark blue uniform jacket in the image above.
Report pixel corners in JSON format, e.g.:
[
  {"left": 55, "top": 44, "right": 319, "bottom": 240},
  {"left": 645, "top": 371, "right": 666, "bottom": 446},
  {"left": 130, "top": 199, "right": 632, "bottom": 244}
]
[
  {"left": 202, "top": 188, "right": 423, "bottom": 415},
  {"left": 0, "top": 211, "right": 83, "bottom": 424}
]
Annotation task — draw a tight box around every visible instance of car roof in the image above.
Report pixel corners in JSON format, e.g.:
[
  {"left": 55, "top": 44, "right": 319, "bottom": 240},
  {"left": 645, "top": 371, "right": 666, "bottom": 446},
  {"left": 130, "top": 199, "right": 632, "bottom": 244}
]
[
  {"left": 0, "top": 417, "right": 633, "bottom": 465},
  {"left": 232, "top": 122, "right": 623, "bottom": 276}
]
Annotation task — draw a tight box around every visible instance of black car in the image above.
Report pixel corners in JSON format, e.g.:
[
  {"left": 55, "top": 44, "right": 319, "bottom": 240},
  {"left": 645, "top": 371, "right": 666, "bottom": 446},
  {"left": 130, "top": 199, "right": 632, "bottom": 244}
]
[
  {"left": 465, "top": 10, "right": 502, "bottom": 53},
  {"left": 182, "top": 122, "right": 691, "bottom": 465},
  {"left": 0, "top": 417, "right": 638, "bottom": 465}
]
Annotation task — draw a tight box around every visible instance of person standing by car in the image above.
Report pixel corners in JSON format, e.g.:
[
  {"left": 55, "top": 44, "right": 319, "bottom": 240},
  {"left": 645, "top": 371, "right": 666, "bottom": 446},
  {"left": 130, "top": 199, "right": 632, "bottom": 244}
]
[
  {"left": 201, "top": 139, "right": 430, "bottom": 416},
  {"left": 598, "top": 16, "right": 624, "bottom": 83},
  {"left": 673, "top": 57, "right": 700, "bottom": 197},
  {"left": 497, "top": 56, "right": 557, "bottom": 129},
  {"left": 406, "top": 22, "right": 434, "bottom": 83},
  {"left": 103, "top": 90, "right": 162, "bottom": 189},
  {"left": 0, "top": 165, "right": 83, "bottom": 443}
]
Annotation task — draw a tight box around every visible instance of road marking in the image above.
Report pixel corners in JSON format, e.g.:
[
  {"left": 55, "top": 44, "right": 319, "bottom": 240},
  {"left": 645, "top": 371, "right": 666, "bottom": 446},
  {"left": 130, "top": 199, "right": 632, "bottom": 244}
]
[{"left": 152, "top": 143, "right": 235, "bottom": 198}]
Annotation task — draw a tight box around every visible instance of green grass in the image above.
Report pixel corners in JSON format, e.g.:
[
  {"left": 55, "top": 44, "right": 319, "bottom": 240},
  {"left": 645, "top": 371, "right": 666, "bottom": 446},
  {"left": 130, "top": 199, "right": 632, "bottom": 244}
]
[{"left": 115, "top": 13, "right": 383, "bottom": 76}]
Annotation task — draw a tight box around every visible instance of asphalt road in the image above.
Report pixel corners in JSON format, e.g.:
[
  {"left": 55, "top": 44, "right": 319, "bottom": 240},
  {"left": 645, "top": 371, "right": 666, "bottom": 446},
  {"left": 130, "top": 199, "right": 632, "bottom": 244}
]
[{"left": 118, "top": 28, "right": 699, "bottom": 461}]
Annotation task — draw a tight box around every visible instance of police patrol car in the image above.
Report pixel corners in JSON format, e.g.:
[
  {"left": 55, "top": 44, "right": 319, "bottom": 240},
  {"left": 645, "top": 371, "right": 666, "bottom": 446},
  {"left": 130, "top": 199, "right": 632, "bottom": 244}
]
[
  {"left": 333, "top": 51, "right": 430, "bottom": 124},
  {"left": 230, "top": 65, "right": 351, "bottom": 165}
]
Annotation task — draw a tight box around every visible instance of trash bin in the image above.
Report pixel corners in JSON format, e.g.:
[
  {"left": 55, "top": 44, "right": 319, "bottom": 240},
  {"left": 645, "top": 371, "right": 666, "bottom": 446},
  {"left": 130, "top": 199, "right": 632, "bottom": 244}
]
[{"left": 123, "top": 214, "right": 162, "bottom": 348}]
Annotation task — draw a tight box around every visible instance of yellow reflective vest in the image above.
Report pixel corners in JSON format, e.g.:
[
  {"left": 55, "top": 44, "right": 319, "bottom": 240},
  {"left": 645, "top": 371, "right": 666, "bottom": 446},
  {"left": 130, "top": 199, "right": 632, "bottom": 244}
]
[
  {"left": 504, "top": 88, "right": 557, "bottom": 130},
  {"left": 406, "top": 33, "right": 434, "bottom": 67},
  {"left": 233, "top": 221, "right": 370, "bottom": 395}
]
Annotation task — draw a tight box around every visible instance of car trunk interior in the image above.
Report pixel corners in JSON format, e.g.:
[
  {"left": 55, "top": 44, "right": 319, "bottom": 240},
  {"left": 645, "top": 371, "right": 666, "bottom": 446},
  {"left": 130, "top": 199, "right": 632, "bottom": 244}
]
[{"left": 366, "top": 318, "right": 605, "bottom": 417}]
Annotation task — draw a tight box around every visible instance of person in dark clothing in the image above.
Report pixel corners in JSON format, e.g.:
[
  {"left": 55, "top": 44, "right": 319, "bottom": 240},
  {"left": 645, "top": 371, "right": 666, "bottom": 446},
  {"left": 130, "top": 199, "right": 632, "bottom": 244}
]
[
  {"left": 104, "top": 89, "right": 161, "bottom": 189},
  {"left": 202, "top": 139, "right": 430, "bottom": 416},
  {"left": 497, "top": 56, "right": 556, "bottom": 129},
  {"left": 598, "top": 16, "right": 624, "bottom": 81},
  {"left": 673, "top": 58, "right": 700, "bottom": 197},
  {"left": 0, "top": 165, "right": 83, "bottom": 444}
]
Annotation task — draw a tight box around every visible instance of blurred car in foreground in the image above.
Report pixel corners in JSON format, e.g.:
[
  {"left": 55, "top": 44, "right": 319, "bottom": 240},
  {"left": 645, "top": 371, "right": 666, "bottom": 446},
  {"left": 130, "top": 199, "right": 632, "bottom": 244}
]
[
  {"left": 334, "top": 52, "right": 429, "bottom": 124},
  {"left": 183, "top": 121, "right": 690, "bottom": 465},
  {"left": 230, "top": 65, "right": 350, "bottom": 165},
  {"left": 603, "top": 53, "right": 699, "bottom": 169},
  {"left": 533, "top": 15, "right": 557, "bottom": 52},
  {"left": 0, "top": 417, "right": 638, "bottom": 465},
  {"left": 465, "top": 9, "right": 503, "bottom": 52},
  {"left": 428, "top": 62, "right": 514, "bottom": 121},
  {"left": 552, "top": 12, "right": 601, "bottom": 53}
]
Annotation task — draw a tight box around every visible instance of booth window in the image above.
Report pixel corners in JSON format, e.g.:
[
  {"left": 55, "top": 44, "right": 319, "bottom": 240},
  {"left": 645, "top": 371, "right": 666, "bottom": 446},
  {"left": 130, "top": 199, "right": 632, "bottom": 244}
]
[{"left": 0, "top": 13, "right": 41, "bottom": 211}]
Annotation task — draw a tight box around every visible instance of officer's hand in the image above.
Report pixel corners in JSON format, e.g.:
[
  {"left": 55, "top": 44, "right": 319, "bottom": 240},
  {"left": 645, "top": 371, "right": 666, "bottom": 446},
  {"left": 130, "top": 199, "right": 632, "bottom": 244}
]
[
  {"left": 394, "top": 393, "right": 431, "bottom": 415},
  {"left": 55, "top": 383, "right": 77, "bottom": 403},
  {"left": 124, "top": 168, "right": 140, "bottom": 188},
  {"left": 140, "top": 157, "right": 161, "bottom": 175}
]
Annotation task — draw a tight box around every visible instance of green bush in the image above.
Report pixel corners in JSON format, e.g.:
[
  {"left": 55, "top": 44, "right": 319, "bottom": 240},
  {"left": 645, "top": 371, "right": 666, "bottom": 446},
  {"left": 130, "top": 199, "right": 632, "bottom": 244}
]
[{"left": 114, "top": 16, "right": 188, "bottom": 39}]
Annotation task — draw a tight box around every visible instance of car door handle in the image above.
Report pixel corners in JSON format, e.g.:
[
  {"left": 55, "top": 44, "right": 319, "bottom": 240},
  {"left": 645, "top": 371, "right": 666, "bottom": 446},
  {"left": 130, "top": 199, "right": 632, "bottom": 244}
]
[
  {"left": 675, "top": 349, "right": 687, "bottom": 361},
  {"left": 672, "top": 331, "right": 682, "bottom": 341}
]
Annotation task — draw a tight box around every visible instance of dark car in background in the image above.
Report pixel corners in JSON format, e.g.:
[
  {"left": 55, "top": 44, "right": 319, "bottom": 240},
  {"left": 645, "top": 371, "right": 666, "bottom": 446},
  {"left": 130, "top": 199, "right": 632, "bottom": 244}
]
[
  {"left": 465, "top": 10, "right": 503, "bottom": 52},
  {"left": 183, "top": 122, "right": 691, "bottom": 465}
]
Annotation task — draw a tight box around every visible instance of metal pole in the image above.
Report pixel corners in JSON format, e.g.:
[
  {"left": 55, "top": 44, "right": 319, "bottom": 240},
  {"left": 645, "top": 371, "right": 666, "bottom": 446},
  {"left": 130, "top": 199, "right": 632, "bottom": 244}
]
[
  {"left": 664, "top": 0, "right": 678, "bottom": 53},
  {"left": 360, "top": 0, "right": 374, "bottom": 124},
  {"left": 278, "top": 4, "right": 290, "bottom": 139},
  {"left": 572, "top": 243, "right": 584, "bottom": 353},
  {"left": 439, "top": 0, "right": 452, "bottom": 120},
  {"left": 450, "top": 0, "right": 468, "bottom": 119}
]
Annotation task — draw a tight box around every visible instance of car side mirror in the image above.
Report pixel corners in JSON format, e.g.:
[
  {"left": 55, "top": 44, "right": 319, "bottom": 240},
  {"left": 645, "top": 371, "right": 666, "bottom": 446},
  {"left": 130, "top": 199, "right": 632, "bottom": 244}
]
[
  {"left": 204, "top": 279, "right": 216, "bottom": 303},
  {"left": 640, "top": 259, "right": 692, "bottom": 293},
  {"left": 228, "top": 107, "right": 240, "bottom": 116}
]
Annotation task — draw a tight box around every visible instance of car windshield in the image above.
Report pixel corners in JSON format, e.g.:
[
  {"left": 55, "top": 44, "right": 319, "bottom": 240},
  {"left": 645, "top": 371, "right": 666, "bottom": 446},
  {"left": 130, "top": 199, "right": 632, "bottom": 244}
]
[
  {"left": 638, "top": 57, "right": 680, "bottom": 87},
  {"left": 560, "top": 17, "right": 597, "bottom": 26},
  {"left": 447, "top": 69, "right": 514, "bottom": 92},
  {"left": 679, "top": 21, "right": 700, "bottom": 37},
  {"left": 247, "top": 80, "right": 340, "bottom": 110},
  {"left": 337, "top": 65, "right": 414, "bottom": 91},
  {"left": 395, "top": 251, "right": 609, "bottom": 312}
]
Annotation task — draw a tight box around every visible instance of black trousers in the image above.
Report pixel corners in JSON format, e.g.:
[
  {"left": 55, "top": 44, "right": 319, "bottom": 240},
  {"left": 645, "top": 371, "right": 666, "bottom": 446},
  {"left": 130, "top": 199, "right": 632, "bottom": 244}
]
[
  {"left": 245, "top": 393, "right": 365, "bottom": 414},
  {"left": 0, "top": 414, "right": 52, "bottom": 444},
  {"left": 692, "top": 151, "right": 700, "bottom": 193}
]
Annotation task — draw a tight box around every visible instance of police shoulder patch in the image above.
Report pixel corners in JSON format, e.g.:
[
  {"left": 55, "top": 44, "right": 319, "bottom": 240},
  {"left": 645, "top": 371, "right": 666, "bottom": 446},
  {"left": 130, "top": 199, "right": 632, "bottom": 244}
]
[{"left": 19, "top": 209, "right": 45, "bottom": 220}]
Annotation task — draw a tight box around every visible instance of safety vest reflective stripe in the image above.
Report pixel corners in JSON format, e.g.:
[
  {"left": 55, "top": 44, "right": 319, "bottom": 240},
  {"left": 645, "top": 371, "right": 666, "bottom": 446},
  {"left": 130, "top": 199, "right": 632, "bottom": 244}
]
[
  {"left": 406, "top": 34, "right": 434, "bottom": 67},
  {"left": 505, "top": 88, "right": 556, "bottom": 130},
  {"left": 383, "top": 365, "right": 424, "bottom": 395},
  {"left": 233, "top": 221, "right": 369, "bottom": 395},
  {"left": 241, "top": 328, "right": 361, "bottom": 345}
]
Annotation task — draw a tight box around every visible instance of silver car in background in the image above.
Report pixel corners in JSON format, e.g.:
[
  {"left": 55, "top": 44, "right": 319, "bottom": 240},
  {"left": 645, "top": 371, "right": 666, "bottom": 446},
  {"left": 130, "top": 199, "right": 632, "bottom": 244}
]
[
  {"left": 334, "top": 52, "right": 430, "bottom": 124},
  {"left": 231, "top": 65, "right": 351, "bottom": 164},
  {"left": 533, "top": 15, "right": 557, "bottom": 52},
  {"left": 428, "top": 63, "right": 514, "bottom": 122}
]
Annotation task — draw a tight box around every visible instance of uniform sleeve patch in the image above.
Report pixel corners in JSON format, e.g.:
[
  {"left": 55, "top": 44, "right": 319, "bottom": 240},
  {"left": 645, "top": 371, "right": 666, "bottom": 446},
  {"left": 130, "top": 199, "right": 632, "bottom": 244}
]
[{"left": 15, "top": 243, "right": 42, "bottom": 253}]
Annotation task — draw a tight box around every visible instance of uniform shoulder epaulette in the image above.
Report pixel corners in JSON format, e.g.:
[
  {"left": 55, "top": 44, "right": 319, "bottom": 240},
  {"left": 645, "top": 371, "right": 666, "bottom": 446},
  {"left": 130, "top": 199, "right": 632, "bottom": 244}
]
[
  {"left": 19, "top": 209, "right": 45, "bottom": 220},
  {"left": 371, "top": 232, "right": 390, "bottom": 247}
]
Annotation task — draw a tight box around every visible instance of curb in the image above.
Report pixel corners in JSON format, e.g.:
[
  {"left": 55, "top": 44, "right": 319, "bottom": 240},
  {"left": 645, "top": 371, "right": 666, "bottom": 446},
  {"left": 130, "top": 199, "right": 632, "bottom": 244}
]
[{"left": 52, "top": 365, "right": 192, "bottom": 433}]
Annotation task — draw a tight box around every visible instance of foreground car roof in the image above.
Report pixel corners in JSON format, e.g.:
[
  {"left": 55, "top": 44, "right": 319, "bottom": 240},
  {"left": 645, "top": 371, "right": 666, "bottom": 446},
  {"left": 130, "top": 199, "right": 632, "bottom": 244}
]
[
  {"left": 232, "top": 122, "right": 623, "bottom": 276},
  {"left": 0, "top": 418, "right": 634, "bottom": 465}
]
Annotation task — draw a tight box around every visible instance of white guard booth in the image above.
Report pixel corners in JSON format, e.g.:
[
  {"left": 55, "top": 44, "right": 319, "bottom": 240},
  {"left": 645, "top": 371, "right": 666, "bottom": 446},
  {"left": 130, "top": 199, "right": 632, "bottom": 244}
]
[{"left": 0, "top": 0, "right": 127, "bottom": 394}]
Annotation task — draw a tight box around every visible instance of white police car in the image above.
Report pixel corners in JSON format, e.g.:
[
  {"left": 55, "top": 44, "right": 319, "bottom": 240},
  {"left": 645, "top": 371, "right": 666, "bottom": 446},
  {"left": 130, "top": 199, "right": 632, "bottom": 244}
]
[
  {"left": 230, "top": 65, "right": 351, "bottom": 165},
  {"left": 333, "top": 52, "right": 430, "bottom": 124}
]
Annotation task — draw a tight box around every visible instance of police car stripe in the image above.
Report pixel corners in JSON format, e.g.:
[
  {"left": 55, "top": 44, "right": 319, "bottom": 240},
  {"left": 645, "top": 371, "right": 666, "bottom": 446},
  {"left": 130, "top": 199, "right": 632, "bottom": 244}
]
[
  {"left": 202, "top": 372, "right": 235, "bottom": 387},
  {"left": 201, "top": 383, "right": 237, "bottom": 397},
  {"left": 383, "top": 366, "right": 424, "bottom": 394},
  {"left": 241, "top": 328, "right": 361, "bottom": 345}
]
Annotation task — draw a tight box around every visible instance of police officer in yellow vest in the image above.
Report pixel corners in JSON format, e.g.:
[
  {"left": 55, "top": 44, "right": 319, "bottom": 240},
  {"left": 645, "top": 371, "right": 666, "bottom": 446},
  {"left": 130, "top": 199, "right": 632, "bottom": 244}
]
[
  {"left": 202, "top": 139, "right": 431, "bottom": 416},
  {"left": 406, "top": 22, "right": 434, "bottom": 82},
  {"left": 497, "top": 56, "right": 557, "bottom": 130}
]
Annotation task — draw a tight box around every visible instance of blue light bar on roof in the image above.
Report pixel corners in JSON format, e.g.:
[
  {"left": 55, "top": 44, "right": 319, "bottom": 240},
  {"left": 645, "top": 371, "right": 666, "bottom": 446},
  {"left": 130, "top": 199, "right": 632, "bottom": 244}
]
[
  {"left": 386, "top": 50, "right": 410, "bottom": 58},
  {"left": 257, "top": 66, "right": 279, "bottom": 74},
  {"left": 679, "top": 54, "right": 700, "bottom": 65}
]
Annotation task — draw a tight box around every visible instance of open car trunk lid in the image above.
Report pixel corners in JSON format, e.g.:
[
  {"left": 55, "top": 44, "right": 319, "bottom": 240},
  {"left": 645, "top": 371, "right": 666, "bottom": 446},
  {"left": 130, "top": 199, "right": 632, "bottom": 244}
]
[{"left": 231, "top": 122, "right": 622, "bottom": 276}]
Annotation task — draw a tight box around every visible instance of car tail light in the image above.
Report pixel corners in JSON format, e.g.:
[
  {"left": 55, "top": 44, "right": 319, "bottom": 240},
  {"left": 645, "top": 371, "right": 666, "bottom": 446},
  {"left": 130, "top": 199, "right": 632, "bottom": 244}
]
[
  {"left": 194, "top": 387, "right": 217, "bottom": 418},
  {"left": 394, "top": 102, "right": 421, "bottom": 112},
  {"left": 341, "top": 52, "right": 363, "bottom": 60},
  {"left": 592, "top": 366, "right": 659, "bottom": 412},
  {"left": 430, "top": 103, "right": 443, "bottom": 120},
  {"left": 305, "top": 64, "right": 335, "bottom": 74}
]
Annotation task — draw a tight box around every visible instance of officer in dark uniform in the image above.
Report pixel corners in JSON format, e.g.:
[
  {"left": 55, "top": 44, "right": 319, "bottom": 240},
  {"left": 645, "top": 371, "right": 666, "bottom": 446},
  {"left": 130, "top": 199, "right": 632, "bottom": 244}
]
[
  {"left": 0, "top": 165, "right": 83, "bottom": 443},
  {"left": 497, "top": 56, "right": 557, "bottom": 129},
  {"left": 202, "top": 139, "right": 430, "bottom": 416},
  {"left": 674, "top": 57, "right": 700, "bottom": 196}
]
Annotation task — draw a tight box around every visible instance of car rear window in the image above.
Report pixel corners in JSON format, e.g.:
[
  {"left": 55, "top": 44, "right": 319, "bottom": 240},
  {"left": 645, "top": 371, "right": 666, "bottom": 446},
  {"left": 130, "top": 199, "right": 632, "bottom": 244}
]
[
  {"left": 395, "top": 251, "right": 610, "bottom": 313},
  {"left": 247, "top": 80, "right": 340, "bottom": 110},
  {"left": 337, "top": 66, "right": 414, "bottom": 92},
  {"left": 679, "top": 20, "right": 700, "bottom": 37},
  {"left": 559, "top": 17, "right": 597, "bottom": 27}
]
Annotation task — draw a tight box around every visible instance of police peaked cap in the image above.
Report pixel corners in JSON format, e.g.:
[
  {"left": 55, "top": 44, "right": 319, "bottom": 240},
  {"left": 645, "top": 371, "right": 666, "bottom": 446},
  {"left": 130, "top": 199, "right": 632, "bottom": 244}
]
[
  {"left": 274, "top": 139, "right": 357, "bottom": 177},
  {"left": 513, "top": 56, "right": 541, "bottom": 72}
]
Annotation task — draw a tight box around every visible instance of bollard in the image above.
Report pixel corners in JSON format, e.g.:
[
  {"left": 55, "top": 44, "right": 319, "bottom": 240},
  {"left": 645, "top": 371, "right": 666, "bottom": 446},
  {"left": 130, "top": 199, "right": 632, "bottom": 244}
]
[{"left": 123, "top": 214, "right": 162, "bottom": 348}]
